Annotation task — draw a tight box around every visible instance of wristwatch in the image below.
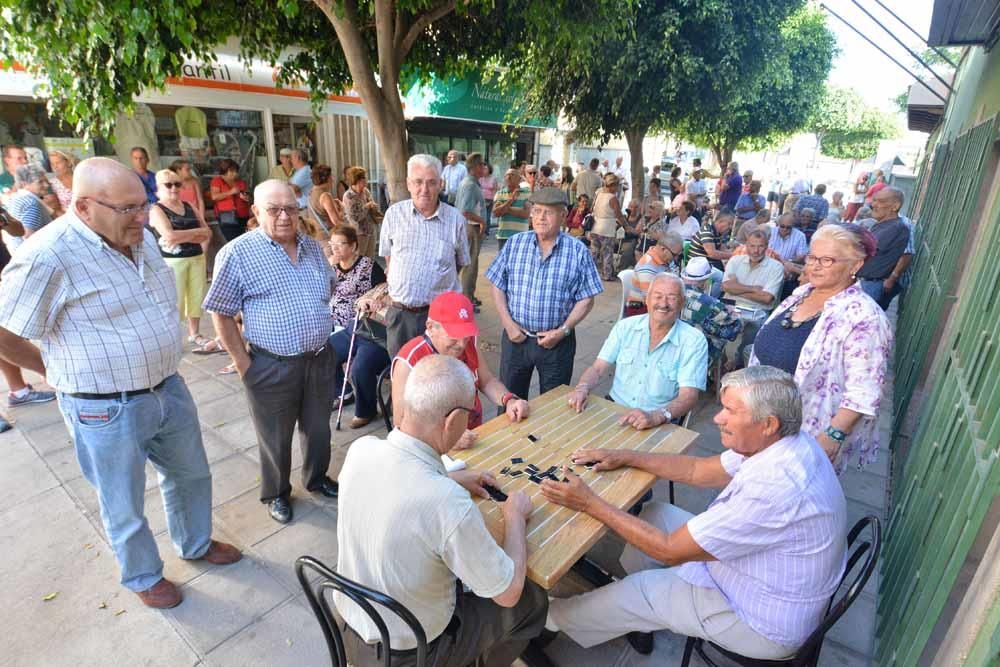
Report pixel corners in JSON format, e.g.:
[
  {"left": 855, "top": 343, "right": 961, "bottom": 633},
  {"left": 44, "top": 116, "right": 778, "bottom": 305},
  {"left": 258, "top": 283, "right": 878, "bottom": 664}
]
[
  {"left": 561, "top": 325, "right": 572, "bottom": 338},
  {"left": 825, "top": 426, "right": 848, "bottom": 443},
  {"left": 660, "top": 408, "right": 673, "bottom": 424}
]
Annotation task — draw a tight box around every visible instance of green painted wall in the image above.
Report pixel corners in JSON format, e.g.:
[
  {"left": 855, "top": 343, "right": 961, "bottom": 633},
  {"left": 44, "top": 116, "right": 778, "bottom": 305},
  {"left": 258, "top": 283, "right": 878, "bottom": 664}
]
[{"left": 937, "top": 47, "right": 1000, "bottom": 142}]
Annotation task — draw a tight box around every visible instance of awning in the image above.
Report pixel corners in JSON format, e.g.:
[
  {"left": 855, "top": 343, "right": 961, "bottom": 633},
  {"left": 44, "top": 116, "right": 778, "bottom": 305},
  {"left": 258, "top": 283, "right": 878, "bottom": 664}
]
[
  {"left": 927, "top": 0, "right": 1000, "bottom": 48},
  {"left": 906, "top": 75, "right": 953, "bottom": 132}
]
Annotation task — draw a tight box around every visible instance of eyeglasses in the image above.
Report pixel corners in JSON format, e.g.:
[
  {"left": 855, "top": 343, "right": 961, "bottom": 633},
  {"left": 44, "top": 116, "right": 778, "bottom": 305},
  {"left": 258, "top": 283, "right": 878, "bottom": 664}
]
[
  {"left": 82, "top": 197, "right": 150, "bottom": 216},
  {"left": 526, "top": 170, "right": 537, "bottom": 175},
  {"left": 263, "top": 205, "right": 299, "bottom": 218},
  {"left": 779, "top": 225, "right": 795, "bottom": 230},
  {"left": 162, "top": 182, "right": 183, "bottom": 189},
  {"left": 804, "top": 254, "right": 851, "bottom": 267},
  {"left": 446, "top": 405, "right": 476, "bottom": 419},
  {"left": 328, "top": 240, "right": 354, "bottom": 248}
]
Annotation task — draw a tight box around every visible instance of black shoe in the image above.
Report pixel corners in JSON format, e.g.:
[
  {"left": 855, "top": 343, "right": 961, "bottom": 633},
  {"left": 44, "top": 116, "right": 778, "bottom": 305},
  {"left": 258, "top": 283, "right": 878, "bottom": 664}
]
[
  {"left": 267, "top": 496, "right": 292, "bottom": 524},
  {"left": 472, "top": 297, "right": 483, "bottom": 306},
  {"left": 626, "top": 631, "right": 654, "bottom": 655},
  {"left": 309, "top": 477, "right": 339, "bottom": 498},
  {"left": 334, "top": 391, "right": 355, "bottom": 410}
]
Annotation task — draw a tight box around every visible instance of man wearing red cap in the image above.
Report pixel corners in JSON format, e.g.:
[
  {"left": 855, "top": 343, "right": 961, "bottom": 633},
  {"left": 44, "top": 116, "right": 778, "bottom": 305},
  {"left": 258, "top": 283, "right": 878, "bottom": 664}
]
[{"left": 391, "top": 292, "right": 530, "bottom": 446}]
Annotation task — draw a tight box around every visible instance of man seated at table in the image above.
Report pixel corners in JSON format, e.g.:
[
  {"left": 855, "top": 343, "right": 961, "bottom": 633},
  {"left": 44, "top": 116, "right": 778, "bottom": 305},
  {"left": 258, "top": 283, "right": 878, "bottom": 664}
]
[
  {"left": 541, "top": 366, "right": 847, "bottom": 660},
  {"left": 569, "top": 274, "right": 707, "bottom": 429},
  {"left": 337, "top": 355, "right": 548, "bottom": 667},
  {"left": 723, "top": 229, "right": 785, "bottom": 365},
  {"left": 392, "top": 291, "right": 530, "bottom": 449}
]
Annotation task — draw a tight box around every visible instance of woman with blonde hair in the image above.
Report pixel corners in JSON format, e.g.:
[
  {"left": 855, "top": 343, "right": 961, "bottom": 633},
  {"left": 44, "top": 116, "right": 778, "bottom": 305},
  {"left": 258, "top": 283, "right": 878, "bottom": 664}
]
[
  {"left": 342, "top": 165, "right": 381, "bottom": 257},
  {"left": 149, "top": 169, "right": 213, "bottom": 348},
  {"left": 750, "top": 223, "right": 892, "bottom": 472},
  {"left": 590, "top": 173, "right": 626, "bottom": 280}
]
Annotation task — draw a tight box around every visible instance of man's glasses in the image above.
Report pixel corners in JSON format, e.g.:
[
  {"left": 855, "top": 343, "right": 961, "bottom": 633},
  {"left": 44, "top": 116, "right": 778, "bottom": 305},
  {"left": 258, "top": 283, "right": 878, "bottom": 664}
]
[
  {"left": 82, "top": 197, "right": 150, "bottom": 216},
  {"left": 162, "top": 182, "right": 183, "bottom": 189},
  {"left": 779, "top": 225, "right": 795, "bottom": 230},
  {"left": 263, "top": 205, "right": 299, "bottom": 218},
  {"left": 804, "top": 254, "right": 850, "bottom": 267},
  {"left": 447, "top": 406, "right": 476, "bottom": 419}
]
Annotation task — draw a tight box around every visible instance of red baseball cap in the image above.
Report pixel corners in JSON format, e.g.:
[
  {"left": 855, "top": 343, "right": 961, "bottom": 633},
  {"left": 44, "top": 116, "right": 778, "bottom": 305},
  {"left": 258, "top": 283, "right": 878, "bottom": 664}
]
[{"left": 429, "top": 292, "right": 479, "bottom": 338}]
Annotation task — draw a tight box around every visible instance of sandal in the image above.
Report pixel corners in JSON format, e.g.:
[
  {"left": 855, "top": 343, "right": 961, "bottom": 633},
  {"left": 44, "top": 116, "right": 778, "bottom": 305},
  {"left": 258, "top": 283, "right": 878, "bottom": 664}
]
[
  {"left": 193, "top": 338, "right": 227, "bottom": 355},
  {"left": 188, "top": 334, "right": 209, "bottom": 348},
  {"left": 217, "top": 363, "right": 238, "bottom": 375}
]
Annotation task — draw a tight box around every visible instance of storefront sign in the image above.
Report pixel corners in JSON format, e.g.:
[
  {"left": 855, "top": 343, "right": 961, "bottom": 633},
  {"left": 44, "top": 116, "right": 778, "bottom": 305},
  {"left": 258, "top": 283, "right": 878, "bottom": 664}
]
[
  {"left": 43, "top": 136, "right": 95, "bottom": 161},
  {"left": 403, "top": 71, "right": 554, "bottom": 128}
]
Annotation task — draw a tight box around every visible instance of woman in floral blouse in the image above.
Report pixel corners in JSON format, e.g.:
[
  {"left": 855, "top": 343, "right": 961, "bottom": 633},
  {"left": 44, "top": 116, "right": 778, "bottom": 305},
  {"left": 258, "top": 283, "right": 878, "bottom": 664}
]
[
  {"left": 750, "top": 223, "right": 893, "bottom": 473},
  {"left": 342, "top": 166, "right": 380, "bottom": 258}
]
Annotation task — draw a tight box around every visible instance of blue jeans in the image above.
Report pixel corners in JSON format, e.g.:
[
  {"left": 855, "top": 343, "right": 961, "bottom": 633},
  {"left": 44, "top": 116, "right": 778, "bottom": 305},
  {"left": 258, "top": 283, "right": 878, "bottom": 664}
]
[
  {"left": 330, "top": 328, "right": 390, "bottom": 419},
  {"left": 861, "top": 278, "right": 898, "bottom": 310},
  {"left": 57, "top": 374, "right": 212, "bottom": 592}
]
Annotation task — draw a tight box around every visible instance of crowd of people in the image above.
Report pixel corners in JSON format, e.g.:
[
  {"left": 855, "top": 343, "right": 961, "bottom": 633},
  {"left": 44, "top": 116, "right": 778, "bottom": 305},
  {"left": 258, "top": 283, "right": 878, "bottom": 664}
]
[{"left": 0, "top": 142, "right": 910, "bottom": 664}]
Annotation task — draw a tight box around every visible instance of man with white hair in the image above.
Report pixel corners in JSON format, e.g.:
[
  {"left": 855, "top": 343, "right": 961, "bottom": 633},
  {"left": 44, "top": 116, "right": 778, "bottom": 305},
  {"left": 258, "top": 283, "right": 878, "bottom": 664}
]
[
  {"left": 2, "top": 164, "right": 53, "bottom": 252},
  {"left": 337, "top": 354, "right": 548, "bottom": 666},
  {"left": 288, "top": 148, "right": 312, "bottom": 208},
  {"left": 380, "top": 154, "right": 471, "bottom": 357},
  {"left": 569, "top": 273, "right": 707, "bottom": 429},
  {"left": 205, "top": 179, "right": 339, "bottom": 525},
  {"left": 541, "top": 366, "right": 847, "bottom": 660},
  {"left": 0, "top": 158, "right": 241, "bottom": 609},
  {"left": 441, "top": 149, "right": 467, "bottom": 204}
]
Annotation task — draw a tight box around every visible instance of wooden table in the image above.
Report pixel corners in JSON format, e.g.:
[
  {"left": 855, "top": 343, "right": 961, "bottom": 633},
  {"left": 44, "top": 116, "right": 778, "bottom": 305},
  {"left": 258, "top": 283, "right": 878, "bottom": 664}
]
[{"left": 458, "top": 385, "right": 699, "bottom": 589}]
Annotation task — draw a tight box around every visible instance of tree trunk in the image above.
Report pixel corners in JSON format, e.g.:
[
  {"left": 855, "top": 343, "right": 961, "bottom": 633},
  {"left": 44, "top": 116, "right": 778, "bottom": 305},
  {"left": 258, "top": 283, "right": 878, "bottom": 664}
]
[
  {"left": 364, "top": 99, "right": 410, "bottom": 204},
  {"left": 625, "top": 127, "right": 648, "bottom": 200},
  {"left": 710, "top": 144, "right": 725, "bottom": 171}
]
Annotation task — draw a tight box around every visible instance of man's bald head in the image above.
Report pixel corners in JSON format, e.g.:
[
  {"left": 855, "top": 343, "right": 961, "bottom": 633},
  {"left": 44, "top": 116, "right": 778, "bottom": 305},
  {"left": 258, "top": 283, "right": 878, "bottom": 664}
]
[
  {"left": 73, "top": 157, "right": 145, "bottom": 201},
  {"left": 254, "top": 178, "right": 295, "bottom": 204}
]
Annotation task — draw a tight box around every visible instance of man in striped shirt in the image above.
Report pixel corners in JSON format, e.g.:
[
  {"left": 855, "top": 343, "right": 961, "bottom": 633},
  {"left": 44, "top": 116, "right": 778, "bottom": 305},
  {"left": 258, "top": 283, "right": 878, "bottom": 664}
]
[
  {"left": 492, "top": 168, "right": 531, "bottom": 253},
  {"left": 541, "top": 366, "right": 847, "bottom": 660}
]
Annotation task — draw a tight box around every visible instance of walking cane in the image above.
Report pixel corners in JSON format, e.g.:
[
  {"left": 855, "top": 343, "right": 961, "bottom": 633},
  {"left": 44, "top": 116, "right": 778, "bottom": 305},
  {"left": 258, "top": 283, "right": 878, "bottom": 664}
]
[{"left": 335, "top": 310, "right": 362, "bottom": 431}]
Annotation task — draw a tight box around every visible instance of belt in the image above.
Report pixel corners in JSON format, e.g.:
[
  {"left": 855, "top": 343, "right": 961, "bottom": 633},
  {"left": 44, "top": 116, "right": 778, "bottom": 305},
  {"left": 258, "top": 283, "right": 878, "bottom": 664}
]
[
  {"left": 250, "top": 344, "right": 327, "bottom": 361},
  {"left": 68, "top": 376, "right": 170, "bottom": 400},
  {"left": 390, "top": 300, "right": 430, "bottom": 313}
]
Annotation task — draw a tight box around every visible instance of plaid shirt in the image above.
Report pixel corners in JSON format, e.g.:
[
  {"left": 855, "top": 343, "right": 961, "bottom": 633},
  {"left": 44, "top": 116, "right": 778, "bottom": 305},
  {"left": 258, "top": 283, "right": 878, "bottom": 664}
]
[
  {"left": 485, "top": 231, "right": 603, "bottom": 332},
  {"left": 203, "top": 229, "right": 335, "bottom": 356},
  {"left": 682, "top": 287, "right": 743, "bottom": 362},
  {"left": 378, "top": 200, "right": 470, "bottom": 307},
  {"left": 0, "top": 213, "right": 182, "bottom": 393}
]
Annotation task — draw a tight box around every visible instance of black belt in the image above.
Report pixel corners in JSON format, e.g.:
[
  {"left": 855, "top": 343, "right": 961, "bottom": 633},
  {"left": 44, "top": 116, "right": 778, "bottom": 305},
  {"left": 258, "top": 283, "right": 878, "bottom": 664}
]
[
  {"left": 250, "top": 344, "right": 327, "bottom": 361},
  {"left": 390, "top": 300, "right": 430, "bottom": 313},
  {"left": 68, "top": 376, "right": 170, "bottom": 400}
]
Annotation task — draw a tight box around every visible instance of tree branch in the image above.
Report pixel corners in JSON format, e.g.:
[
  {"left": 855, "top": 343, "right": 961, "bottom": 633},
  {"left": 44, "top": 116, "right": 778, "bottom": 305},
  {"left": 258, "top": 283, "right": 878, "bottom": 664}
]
[
  {"left": 312, "top": 0, "right": 382, "bottom": 105},
  {"left": 374, "top": 0, "right": 397, "bottom": 86},
  {"left": 399, "top": 0, "right": 457, "bottom": 57}
]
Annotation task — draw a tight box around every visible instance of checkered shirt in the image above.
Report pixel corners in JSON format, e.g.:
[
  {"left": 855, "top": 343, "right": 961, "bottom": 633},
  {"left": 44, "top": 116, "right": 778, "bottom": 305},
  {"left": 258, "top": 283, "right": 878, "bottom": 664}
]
[
  {"left": 485, "top": 231, "right": 603, "bottom": 332},
  {"left": 378, "top": 200, "right": 470, "bottom": 307},
  {"left": 0, "top": 212, "right": 183, "bottom": 393},
  {"left": 203, "top": 229, "right": 335, "bottom": 356}
]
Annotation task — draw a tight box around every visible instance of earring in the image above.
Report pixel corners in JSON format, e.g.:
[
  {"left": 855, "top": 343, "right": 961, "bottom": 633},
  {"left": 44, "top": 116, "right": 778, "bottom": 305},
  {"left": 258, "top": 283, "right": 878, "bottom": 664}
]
[{"left": 851, "top": 273, "right": 856, "bottom": 280}]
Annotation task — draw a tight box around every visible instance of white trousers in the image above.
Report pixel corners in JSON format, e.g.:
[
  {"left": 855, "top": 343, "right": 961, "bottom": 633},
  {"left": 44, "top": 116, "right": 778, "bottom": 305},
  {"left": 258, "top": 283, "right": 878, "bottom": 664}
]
[{"left": 548, "top": 502, "right": 796, "bottom": 660}]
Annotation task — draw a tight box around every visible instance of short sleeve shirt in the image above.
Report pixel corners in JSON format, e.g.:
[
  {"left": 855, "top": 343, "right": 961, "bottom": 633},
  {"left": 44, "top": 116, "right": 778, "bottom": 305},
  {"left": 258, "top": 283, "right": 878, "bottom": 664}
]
[
  {"left": 394, "top": 335, "right": 484, "bottom": 428},
  {"left": 687, "top": 222, "right": 724, "bottom": 269},
  {"left": 455, "top": 175, "right": 485, "bottom": 222},
  {"left": 494, "top": 187, "right": 532, "bottom": 240},
  {"left": 3, "top": 190, "right": 52, "bottom": 251},
  {"left": 598, "top": 315, "right": 708, "bottom": 411},
  {"left": 768, "top": 227, "right": 808, "bottom": 262},
  {"left": 722, "top": 255, "right": 785, "bottom": 311}
]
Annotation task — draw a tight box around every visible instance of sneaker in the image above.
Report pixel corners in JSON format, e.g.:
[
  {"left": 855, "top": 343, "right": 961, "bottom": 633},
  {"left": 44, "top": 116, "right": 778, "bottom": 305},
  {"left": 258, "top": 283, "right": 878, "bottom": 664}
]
[
  {"left": 8, "top": 385, "right": 56, "bottom": 407},
  {"left": 0, "top": 415, "right": 11, "bottom": 433}
]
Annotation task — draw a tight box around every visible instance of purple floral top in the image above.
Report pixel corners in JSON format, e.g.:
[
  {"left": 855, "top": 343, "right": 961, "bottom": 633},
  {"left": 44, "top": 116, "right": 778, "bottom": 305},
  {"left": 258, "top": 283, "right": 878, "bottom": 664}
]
[{"left": 750, "top": 282, "right": 893, "bottom": 473}]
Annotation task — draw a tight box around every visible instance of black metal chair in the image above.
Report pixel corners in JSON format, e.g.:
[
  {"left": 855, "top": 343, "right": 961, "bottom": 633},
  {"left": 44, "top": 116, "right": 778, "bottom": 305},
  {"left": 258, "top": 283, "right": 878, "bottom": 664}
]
[
  {"left": 295, "top": 555, "right": 428, "bottom": 667},
  {"left": 681, "top": 515, "right": 882, "bottom": 667},
  {"left": 375, "top": 366, "right": 393, "bottom": 432}
]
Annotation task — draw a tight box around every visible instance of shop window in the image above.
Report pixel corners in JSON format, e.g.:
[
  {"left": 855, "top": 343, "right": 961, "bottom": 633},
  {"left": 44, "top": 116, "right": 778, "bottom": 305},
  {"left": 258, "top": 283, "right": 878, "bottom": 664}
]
[
  {"left": 272, "top": 114, "right": 317, "bottom": 163},
  {"left": 0, "top": 99, "right": 115, "bottom": 170}
]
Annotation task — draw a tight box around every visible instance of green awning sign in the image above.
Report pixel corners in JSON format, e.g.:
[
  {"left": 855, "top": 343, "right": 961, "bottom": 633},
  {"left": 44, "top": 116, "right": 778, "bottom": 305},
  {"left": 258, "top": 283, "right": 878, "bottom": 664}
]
[{"left": 403, "top": 71, "right": 555, "bottom": 129}]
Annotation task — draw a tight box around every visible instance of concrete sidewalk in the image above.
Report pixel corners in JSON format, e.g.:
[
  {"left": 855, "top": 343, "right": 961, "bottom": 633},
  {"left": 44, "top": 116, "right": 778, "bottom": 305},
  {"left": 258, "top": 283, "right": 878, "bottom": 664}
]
[{"left": 0, "top": 239, "right": 885, "bottom": 666}]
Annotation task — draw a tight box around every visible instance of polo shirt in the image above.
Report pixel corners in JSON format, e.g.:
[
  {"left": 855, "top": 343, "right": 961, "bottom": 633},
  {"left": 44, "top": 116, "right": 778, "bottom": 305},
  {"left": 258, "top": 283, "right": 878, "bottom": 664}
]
[
  {"left": 136, "top": 170, "right": 157, "bottom": 203},
  {"left": 598, "top": 315, "right": 708, "bottom": 412},
  {"left": 687, "top": 221, "right": 725, "bottom": 270},
  {"left": 455, "top": 174, "right": 485, "bottom": 223},
  {"left": 857, "top": 216, "right": 909, "bottom": 280},
  {"left": 722, "top": 255, "right": 785, "bottom": 311},
  {"left": 494, "top": 187, "right": 531, "bottom": 240},
  {"left": 0, "top": 170, "right": 13, "bottom": 193},
  {"left": 718, "top": 173, "right": 742, "bottom": 209},
  {"left": 394, "top": 334, "right": 483, "bottom": 427},
  {"left": 336, "top": 429, "right": 514, "bottom": 650}
]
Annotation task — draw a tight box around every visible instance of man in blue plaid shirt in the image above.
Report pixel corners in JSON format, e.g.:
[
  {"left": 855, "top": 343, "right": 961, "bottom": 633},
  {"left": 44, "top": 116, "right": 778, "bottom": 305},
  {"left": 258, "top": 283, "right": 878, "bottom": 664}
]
[{"left": 486, "top": 188, "right": 603, "bottom": 400}]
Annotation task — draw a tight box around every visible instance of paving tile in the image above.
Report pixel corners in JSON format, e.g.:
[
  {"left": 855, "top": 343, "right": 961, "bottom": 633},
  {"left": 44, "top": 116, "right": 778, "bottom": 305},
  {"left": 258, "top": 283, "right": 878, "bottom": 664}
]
[
  {"left": 210, "top": 453, "right": 262, "bottom": 507},
  {"left": 0, "top": 487, "right": 197, "bottom": 667},
  {"left": 840, "top": 469, "right": 888, "bottom": 509},
  {"left": 165, "top": 556, "right": 293, "bottom": 654},
  {"left": 540, "top": 633, "right": 630, "bottom": 667},
  {"left": 5, "top": 400, "right": 67, "bottom": 432},
  {"left": 187, "top": 376, "right": 238, "bottom": 405},
  {"left": 212, "top": 415, "right": 259, "bottom": 450},
  {"left": 200, "top": 428, "right": 240, "bottom": 464},
  {"left": 42, "top": 444, "right": 83, "bottom": 484},
  {"left": 252, "top": 507, "right": 339, "bottom": 593},
  {"left": 20, "top": 418, "right": 74, "bottom": 455},
  {"left": 204, "top": 598, "right": 330, "bottom": 667},
  {"left": 0, "top": 427, "right": 61, "bottom": 509},
  {"left": 825, "top": 590, "right": 875, "bottom": 656},
  {"left": 214, "top": 488, "right": 298, "bottom": 548},
  {"left": 817, "top": 640, "right": 873, "bottom": 666}
]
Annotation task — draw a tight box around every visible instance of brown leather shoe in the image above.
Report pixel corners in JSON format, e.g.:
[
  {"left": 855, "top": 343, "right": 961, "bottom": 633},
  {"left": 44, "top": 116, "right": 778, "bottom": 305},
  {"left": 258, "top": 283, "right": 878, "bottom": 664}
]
[
  {"left": 350, "top": 415, "right": 374, "bottom": 429},
  {"left": 136, "top": 578, "right": 181, "bottom": 609},
  {"left": 196, "top": 540, "right": 243, "bottom": 565}
]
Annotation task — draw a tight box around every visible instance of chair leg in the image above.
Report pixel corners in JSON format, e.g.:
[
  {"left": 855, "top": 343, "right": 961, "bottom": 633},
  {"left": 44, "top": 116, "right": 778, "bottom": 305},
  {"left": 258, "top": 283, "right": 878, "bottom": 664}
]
[
  {"left": 681, "top": 636, "right": 696, "bottom": 667},
  {"left": 669, "top": 481, "right": 675, "bottom": 505}
]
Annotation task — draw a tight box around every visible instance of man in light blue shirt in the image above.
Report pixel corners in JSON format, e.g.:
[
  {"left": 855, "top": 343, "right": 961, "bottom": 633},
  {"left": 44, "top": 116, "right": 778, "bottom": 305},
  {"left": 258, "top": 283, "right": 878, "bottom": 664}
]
[
  {"left": 441, "top": 149, "right": 467, "bottom": 204},
  {"left": 569, "top": 273, "right": 707, "bottom": 428},
  {"left": 768, "top": 213, "right": 808, "bottom": 263},
  {"left": 288, "top": 148, "right": 313, "bottom": 209}
]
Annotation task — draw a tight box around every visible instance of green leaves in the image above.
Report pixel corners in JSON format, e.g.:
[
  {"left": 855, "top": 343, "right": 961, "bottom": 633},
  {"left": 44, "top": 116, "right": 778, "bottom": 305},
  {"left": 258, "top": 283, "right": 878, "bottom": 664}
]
[{"left": 809, "top": 87, "right": 900, "bottom": 160}]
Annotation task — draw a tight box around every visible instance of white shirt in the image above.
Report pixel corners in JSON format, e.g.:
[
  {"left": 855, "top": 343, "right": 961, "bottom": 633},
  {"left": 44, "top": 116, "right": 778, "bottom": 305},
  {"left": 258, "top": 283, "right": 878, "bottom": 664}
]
[
  {"left": 676, "top": 432, "right": 847, "bottom": 647},
  {"left": 0, "top": 212, "right": 182, "bottom": 393},
  {"left": 336, "top": 430, "right": 515, "bottom": 649},
  {"left": 789, "top": 178, "right": 811, "bottom": 195},
  {"left": 722, "top": 255, "right": 785, "bottom": 311},
  {"left": 667, "top": 216, "right": 700, "bottom": 241}
]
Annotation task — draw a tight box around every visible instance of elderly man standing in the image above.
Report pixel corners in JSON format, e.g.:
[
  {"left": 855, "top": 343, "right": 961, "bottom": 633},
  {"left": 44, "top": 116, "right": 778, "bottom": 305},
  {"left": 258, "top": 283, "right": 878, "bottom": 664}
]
[
  {"left": 492, "top": 168, "right": 532, "bottom": 254},
  {"left": 456, "top": 152, "right": 487, "bottom": 309},
  {"left": 2, "top": 165, "right": 53, "bottom": 252},
  {"left": 570, "top": 274, "right": 707, "bottom": 428},
  {"left": 575, "top": 158, "right": 603, "bottom": 203},
  {"left": 541, "top": 366, "right": 847, "bottom": 660},
  {"left": 130, "top": 147, "right": 158, "bottom": 203},
  {"left": 717, "top": 162, "right": 743, "bottom": 211},
  {"left": 0, "top": 158, "right": 240, "bottom": 608},
  {"left": 337, "top": 354, "right": 548, "bottom": 666},
  {"left": 205, "top": 179, "right": 339, "bottom": 525},
  {"left": 441, "top": 149, "right": 467, "bottom": 204},
  {"left": 794, "top": 183, "right": 830, "bottom": 222},
  {"left": 380, "top": 154, "right": 470, "bottom": 357},
  {"left": 857, "top": 187, "right": 911, "bottom": 310},
  {"left": 288, "top": 148, "right": 312, "bottom": 209},
  {"left": 487, "top": 187, "right": 603, "bottom": 400}
]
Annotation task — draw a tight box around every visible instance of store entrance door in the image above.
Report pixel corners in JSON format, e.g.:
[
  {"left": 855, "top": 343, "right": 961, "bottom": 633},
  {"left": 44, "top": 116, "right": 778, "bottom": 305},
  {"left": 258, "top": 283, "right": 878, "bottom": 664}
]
[{"left": 274, "top": 115, "right": 317, "bottom": 162}]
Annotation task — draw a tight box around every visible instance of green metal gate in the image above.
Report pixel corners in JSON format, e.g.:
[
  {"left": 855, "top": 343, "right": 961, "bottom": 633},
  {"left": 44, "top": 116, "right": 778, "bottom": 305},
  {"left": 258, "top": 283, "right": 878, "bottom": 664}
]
[{"left": 877, "top": 117, "right": 1000, "bottom": 664}]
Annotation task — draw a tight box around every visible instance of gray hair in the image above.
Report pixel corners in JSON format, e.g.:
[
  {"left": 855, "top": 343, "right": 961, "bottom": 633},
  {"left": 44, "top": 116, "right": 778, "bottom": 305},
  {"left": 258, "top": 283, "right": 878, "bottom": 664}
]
[
  {"left": 649, "top": 272, "right": 685, "bottom": 296},
  {"left": 746, "top": 229, "right": 769, "bottom": 244},
  {"left": 800, "top": 207, "right": 817, "bottom": 218},
  {"left": 407, "top": 153, "right": 442, "bottom": 177},
  {"left": 403, "top": 355, "right": 476, "bottom": 423},
  {"left": 754, "top": 209, "right": 770, "bottom": 221},
  {"left": 657, "top": 229, "right": 684, "bottom": 251},
  {"left": 882, "top": 186, "right": 905, "bottom": 208},
  {"left": 294, "top": 148, "right": 310, "bottom": 162},
  {"left": 720, "top": 366, "right": 802, "bottom": 437},
  {"left": 14, "top": 164, "right": 46, "bottom": 186}
]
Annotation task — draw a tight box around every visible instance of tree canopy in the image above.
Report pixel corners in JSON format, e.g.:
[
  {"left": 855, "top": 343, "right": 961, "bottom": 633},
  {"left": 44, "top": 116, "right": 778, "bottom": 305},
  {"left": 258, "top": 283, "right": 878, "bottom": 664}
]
[
  {"left": 0, "top": 0, "right": 627, "bottom": 199},
  {"left": 667, "top": 6, "right": 836, "bottom": 167},
  {"left": 808, "top": 85, "right": 901, "bottom": 161}
]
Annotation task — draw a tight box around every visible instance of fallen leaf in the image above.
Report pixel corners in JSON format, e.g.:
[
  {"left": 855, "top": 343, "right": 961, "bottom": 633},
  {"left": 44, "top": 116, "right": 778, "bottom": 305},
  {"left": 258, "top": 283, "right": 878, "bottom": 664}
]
[
  {"left": 83, "top": 543, "right": 94, "bottom": 550},
  {"left": 114, "top": 609, "right": 126, "bottom": 616},
  {"left": 286, "top": 639, "right": 293, "bottom": 647},
  {"left": 42, "top": 592, "right": 58, "bottom": 602},
  {"left": 98, "top": 602, "right": 108, "bottom": 609},
  {"left": 214, "top": 422, "right": 226, "bottom": 428}
]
